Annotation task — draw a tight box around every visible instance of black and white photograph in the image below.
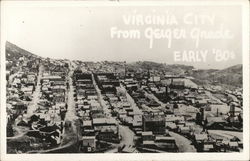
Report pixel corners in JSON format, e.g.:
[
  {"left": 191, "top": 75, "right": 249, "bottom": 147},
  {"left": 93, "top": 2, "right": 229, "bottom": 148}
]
[{"left": 0, "top": 1, "right": 249, "bottom": 161}]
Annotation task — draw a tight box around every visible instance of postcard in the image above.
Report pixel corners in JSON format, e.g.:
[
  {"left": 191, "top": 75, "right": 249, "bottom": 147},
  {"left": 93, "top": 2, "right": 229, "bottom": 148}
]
[{"left": 0, "top": 1, "right": 249, "bottom": 161}]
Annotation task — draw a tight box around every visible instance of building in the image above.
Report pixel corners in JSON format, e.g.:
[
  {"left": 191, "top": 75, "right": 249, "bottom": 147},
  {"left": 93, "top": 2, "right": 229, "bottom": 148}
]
[
  {"left": 142, "top": 112, "right": 165, "bottom": 135},
  {"left": 80, "top": 136, "right": 96, "bottom": 152},
  {"left": 93, "top": 118, "right": 119, "bottom": 143}
]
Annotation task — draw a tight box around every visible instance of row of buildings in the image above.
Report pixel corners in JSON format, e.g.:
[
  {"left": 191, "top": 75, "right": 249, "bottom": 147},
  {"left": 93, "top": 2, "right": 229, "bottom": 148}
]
[
  {"left": 73, "top": 70, "right": 120, "bottom": 152},
  {"left": 6, "top": 56, "right": 71, "bottom": 153},
  {"left": 6, "top": 54, "right": 243, "bottom": 153},
  {"left": 6, "top": 55, "right": 40, "bottom": 136}
]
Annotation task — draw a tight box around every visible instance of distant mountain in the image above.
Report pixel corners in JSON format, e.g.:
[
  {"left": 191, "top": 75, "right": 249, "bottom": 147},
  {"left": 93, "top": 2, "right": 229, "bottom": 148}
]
[
  {"left": 127, "top": 61, "right": 194, "bottom": 75},
  {"left": 127, "top": 61, "right": 242, "bottom": 88},
  {"left": 5, "top": 42, "right": 242, "bottom": 88},
  {"left": 191, "top": 64, "right": 242, "bottom": 88},
  {"left": 5, "top": 41, "right": 39, "bottom": 61}
]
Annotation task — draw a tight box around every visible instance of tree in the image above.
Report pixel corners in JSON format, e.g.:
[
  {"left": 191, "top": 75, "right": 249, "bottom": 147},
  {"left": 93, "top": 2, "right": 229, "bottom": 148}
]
[
  {"left": 7, "top": 121, "right": 14, "bottom": 137},
  {"left": 238, "top": 114, "right": 243, "bottom": 127},
  {"left": 195, "top": 112, "right": 202, "bottom": 125},
  {"left": 30, "top": 114, "right": 39, "bottom": 122},
  {"left": 173, "top": 102, "right": 178, "bottom": 109}
]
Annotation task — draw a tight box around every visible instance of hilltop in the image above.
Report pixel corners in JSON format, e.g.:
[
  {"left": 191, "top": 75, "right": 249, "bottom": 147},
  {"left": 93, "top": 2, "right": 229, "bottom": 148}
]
[
  {"left": 6, "top": 41, "right": 40, "bottom": 61},
  {"left": 5, "top": 42, "right": 242, "bottom": 88},
  {"left": 191, "top": 64, "right": 242, "bottom": 88}
]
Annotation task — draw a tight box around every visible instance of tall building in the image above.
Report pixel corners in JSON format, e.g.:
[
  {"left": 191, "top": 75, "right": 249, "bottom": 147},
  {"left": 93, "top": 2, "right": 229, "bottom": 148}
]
[{"left": 142, "top": 112, "right": 166, "bottom": 135}]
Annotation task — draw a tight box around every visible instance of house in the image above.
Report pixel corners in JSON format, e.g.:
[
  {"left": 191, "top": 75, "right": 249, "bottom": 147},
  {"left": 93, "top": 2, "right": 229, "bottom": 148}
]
[
  {"left": 203, "top": 142, "right": 215, "bottom": 152},
  {"left": 21, "top": 86, "right": 33, "bottom": 95},
  {"left": 193, "top": 133, "right": 210, "bottom": 152},
  {"left": 206, "top": 117, "right": 227, "bottom": 130},
  {"left": 142, "top": 113, "right": 165, "bottom": 135},
  {"left": 82, "top": 120, "right": 94, "bottom": 135},
  {"left": 12, "top": 102, "right": 27, "bottom": 118},
  {"left": 178, "top": 126, "right": 190, "bottom": 135},
  {"left": 228, "top": 141, "right": 239, "bottom": 151},
  {"left": 121, "top": 146, "right": 138, "bottom": 153},
  {"left": 51, "top": 86, "right": 66, "bottom": 94},
  {"left": 80, "top": 136, "right": 96, "bottom": 152},
  {"left": 141, "top": 131, "right": 155, "bottom": 141},
  {"left": 87, "top": 95, "right": 98, "bottom": 100},
  {"left": 166, "top": 122, "right": 177, "bottom": 131},
  {"left": 170, "top": 80, "right": 185, "bottom": 89},
  {"left": 93, "top": 118, "right": 119, "bottom": 142},
  {"left": 118, "top": 109, "right": 127, "bottom": 119},
  {"left": 38, "top": 125, "right": 61, "bottom": 146},
  {"left": 194, "top": 133, "right": 208, "bottom": 143},
  {"left": 133, "top": 113, "right": 143, "bottom": 127},
  {"left": 149, "top": 76, "right": 160, "bottom": 82},
  {"left": 165, "top": 115, "right": 185, "bottom": 123},
  {"left": 97, "top": 126, "right": 119, "bottom": 142},
  {"left": 154, "top": 136, "right": 178, "bottom": 152}
]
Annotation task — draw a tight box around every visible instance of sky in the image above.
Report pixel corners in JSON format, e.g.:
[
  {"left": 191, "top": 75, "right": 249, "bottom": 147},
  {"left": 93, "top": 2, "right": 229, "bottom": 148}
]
[{"left": 3, "top": 2, "right": 242, "bottom": 69}]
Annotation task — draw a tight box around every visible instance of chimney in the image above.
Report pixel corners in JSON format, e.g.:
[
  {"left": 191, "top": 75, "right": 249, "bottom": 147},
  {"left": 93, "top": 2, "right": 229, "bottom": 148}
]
[
  {"left": 230, "top": 104, "right": 235, "bottom": 117},
  {"left": 200, "top": 107, "right": 204, "bottom": 121}
]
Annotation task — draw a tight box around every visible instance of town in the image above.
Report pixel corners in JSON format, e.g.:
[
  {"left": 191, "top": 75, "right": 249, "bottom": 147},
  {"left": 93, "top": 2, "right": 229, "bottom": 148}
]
[{"left": 6, "top": 42, "right": 243, "bottom": 153}]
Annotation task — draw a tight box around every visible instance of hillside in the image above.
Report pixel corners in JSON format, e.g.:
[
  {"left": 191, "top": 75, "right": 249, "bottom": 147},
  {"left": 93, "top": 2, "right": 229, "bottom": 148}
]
[
  {"left": 5, "top": 42, "right": 242, "bottom": 88},
  {"left": 5, "top": 41, "right": 40, "bottom": 61},
  {"left": 191, "top": 64, "right": 242, "bottom": 88},
  {"left": 127, "top": 61, "right": 194, "bottom": 75},
  {"left": 127, "top": 61, "right": 242, "bottom": 88}
]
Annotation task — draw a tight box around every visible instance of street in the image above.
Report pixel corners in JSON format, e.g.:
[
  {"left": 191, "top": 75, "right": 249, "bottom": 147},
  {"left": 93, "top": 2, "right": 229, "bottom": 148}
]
[
  {"left": 60, "top": 62, "right": 79, "bottom": 146},
  {"left": 27, "top": 65, "right": 43, "bottom": 116},
  {"left": 119, "top": 125, "right": 135, "bottom": 146},
  {"left": 169, "top": 132, "right": 197, "bottom": 152}
]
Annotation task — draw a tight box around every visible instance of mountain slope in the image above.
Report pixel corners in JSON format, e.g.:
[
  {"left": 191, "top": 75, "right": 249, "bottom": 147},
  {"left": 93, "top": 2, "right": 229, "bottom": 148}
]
[
  {"left": 5, "top": 41, "right": 40, "bottom": 61},
  {"left": 191, "top": 64, "right": 242, "bottom": 88},
  {"left": 127, "top": 61, "right": 194, "bottom": 75},
  {"left": 127, "top": 61, "right": 242, "bottom": 88},
  {"left": 5, "top": 42, "right": 242, "bottom": 88}
]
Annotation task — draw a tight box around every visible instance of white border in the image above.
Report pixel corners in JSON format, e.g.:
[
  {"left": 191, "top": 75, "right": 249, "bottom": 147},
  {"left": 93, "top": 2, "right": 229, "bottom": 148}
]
[{"left": 1, "top": 1, "right": 249, "bottom": 161}]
